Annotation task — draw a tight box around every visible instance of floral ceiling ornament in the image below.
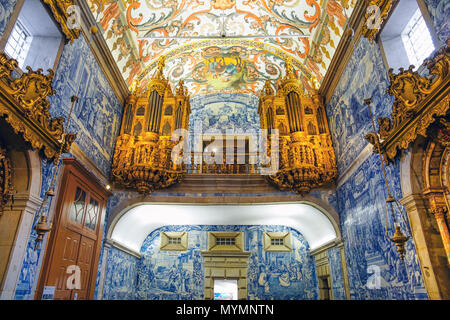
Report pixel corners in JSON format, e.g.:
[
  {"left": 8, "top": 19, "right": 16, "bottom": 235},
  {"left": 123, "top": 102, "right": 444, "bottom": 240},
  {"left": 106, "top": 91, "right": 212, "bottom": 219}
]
[{"left": 87, "top": 0, "right": 357, "bottom": 93}]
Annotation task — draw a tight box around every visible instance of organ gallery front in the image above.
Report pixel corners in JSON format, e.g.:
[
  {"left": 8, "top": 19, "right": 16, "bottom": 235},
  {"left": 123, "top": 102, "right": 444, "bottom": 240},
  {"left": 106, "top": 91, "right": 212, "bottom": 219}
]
[
  {"left": 111, "top": 57, "right": 191, "bottom": 194},
  {"left": 258, "top": 58, "right": 338, "bottom": 194}
]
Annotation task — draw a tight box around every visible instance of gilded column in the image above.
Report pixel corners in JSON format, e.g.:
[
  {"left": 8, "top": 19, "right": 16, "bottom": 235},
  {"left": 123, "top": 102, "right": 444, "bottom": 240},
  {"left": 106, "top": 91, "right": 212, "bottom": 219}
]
[
  {"left": 425, "top": 190, "right": 450, "bottom": 264},
  {"left": 432, "top": 205, "right": 450, "bottom": 264}
]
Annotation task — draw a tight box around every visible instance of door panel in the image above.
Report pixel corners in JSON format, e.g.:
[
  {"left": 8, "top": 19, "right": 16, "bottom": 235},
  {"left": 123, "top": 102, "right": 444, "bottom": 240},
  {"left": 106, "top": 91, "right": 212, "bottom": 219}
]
[
  {"left": 74, "top": 236, "right": 95, "bottom": 300},
  {"left": 46, "top": 228, "right": 81, "bottom": 300},
  {"left": 37, "top": 160, "right": 109, "bottom": 300}
]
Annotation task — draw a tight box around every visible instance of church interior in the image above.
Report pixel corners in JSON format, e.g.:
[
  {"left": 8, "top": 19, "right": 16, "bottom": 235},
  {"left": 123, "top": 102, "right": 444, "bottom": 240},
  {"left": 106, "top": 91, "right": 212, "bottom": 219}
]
[{"left": 0, "top": 0, "right": 449, "bottom": 301}]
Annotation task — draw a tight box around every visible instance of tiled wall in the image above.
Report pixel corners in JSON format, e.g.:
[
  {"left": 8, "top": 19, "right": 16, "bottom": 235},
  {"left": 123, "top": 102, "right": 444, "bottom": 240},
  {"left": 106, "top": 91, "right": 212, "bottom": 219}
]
[
  {"left": 189, "top": 93, "right": 260, "bottom": 133},
  {"left": 325, "top": 35, "right": 429, "bottom": 299},
  {"left": 424, "top": 0, "right": 450, "bottom": 42},
  {"left": 336, "top": 155, "right": 427, "bottom": 299},
  {"left": 103, "top": 225, "right": 320, "bottom": 300},
  {"left": 328, "top": 247, "right": 346, "bottom": 300},
  {"left": 0, "top": 0, "right": 18, "bottom": 37},
  {"left": 13, "top": 34, "right": 123, "bottom": 299},
  {"left": 326, "top": 37, "right": 394, "bottom": 172}
]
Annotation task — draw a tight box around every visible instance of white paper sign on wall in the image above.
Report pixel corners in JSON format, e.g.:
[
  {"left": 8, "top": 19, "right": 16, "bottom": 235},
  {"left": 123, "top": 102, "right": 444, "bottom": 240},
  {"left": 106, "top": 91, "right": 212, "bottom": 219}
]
[{"left": 42, "top": 286, "right": 56, "bottom": 300}]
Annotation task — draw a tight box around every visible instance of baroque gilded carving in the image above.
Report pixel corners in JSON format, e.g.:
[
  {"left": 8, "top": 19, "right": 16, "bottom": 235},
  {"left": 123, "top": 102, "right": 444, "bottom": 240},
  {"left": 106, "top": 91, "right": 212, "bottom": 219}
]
[
  {"left": 258, "top": 59, "right": 337, "bottom": 194},
  {"left": 361, "top": 0, "right": 392, "bottom": 42},
  {"left": 42, "top": 0, "right": 81, "bottom": 42},
  {"left": 111, "top": 57, "right": 191, "bottom": 194},
  {"left": 0, "top": 145, "right": 13, "bottom": 214},
  {"left": 0, "top": 53, "right": 76, "bottom": 161},
  {"left": 366, "top": 41, "right": 450, "bottom": 161}
]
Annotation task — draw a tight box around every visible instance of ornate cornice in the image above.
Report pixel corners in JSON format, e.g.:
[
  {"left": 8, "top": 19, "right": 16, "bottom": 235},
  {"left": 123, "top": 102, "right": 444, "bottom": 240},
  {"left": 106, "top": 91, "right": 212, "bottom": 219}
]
[
  {"left": 366, "top": 41, "right": 450, "bottom": 161},
  {"left": 42, "top": 0, "right": 81, "bottom": 42},
  {"left": 0, "top": 53, "right": 76, "bottom": 161}
]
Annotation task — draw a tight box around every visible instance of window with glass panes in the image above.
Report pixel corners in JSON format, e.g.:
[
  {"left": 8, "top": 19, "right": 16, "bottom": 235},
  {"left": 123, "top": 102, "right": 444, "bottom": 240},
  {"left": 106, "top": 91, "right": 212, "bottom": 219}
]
[
  {"left": 4, "top": 20, "right": 31, "bottom": 68},
  {"left": 401, "top": 8, "right": 435, "bottom": 69}
]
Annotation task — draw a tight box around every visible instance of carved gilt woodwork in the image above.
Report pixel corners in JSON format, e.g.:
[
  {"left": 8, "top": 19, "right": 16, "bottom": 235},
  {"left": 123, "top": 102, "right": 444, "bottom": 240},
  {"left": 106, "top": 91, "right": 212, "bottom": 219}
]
[
  {"left": 366, "top": 41, "right": 450, "bottom": 161},
  {"left": 361, "top": 0, "right": 392, "bottom": 42},
  {"left": 0, "top": 145, "right": 13, "bottom": 214},
  {"left": 258, "top": 58, "right": 337, "bottom": 194},
  {"left": 0, "top": 53, "right": 76, "bottom": 161},
  {"left": 111, "top": 56, "right": 191, "bottom": 194},
  {"left": 42, "top": 0, "right": 81, "bottom": 42}
]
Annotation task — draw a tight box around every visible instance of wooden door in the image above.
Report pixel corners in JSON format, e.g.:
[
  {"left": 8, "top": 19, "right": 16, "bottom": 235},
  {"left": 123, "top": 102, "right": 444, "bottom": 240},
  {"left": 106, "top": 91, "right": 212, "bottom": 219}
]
[
  {"left": 36, "top": 159, "right": 109, "bottom": 300},
  {"left": 46, "top": 228, "right": 81, "bottom": 300}
]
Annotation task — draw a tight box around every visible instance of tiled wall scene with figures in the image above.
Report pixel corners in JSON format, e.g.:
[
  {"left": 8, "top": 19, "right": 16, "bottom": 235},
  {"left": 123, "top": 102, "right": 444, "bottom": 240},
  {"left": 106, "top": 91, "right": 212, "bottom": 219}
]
[
  {"left": 48, "top": 36, "right": 123, "bottom": 177},
  {"left": 326, "top": 37, "right": 394, "bottom": 172},
  {"left": 102, "top": 225, "right": 321, "bottom": 300},
  {"left": 14, "top": 34, "right": 123, "bottom": 299},
  {"left": 188, "top": 93, "right": 260, "bottom": 137},
  {"left": 336, "top": 155, "right": 427, "bottom": 300}
]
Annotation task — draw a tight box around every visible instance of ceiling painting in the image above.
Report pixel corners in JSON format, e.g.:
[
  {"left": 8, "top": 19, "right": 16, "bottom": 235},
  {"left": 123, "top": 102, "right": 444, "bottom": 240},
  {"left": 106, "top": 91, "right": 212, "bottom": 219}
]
[{"left": 86, "top": 0, "right": 356, "bottom": 95}]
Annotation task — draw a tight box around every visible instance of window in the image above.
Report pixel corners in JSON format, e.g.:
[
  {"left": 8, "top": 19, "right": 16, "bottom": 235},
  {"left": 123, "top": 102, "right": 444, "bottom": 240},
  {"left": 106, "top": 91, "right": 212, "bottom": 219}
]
[
  {"left": 3, "top": 0, "right": 63, "bottom": 71},
  {"left": 160, "top": 232, "right": 188, "bottom": 251},
  {"left": 270, "top": 238, "right": 284, "bottom": 246},
  {"left": 85, "top": 198, "right": 100, "bottom": 230},
  {"left": 264, "top": 232, "right": 292, "bottom": 252},
  {"left": 401, "top": 9, "right": 435, "bottom": 69},
  {"left": 216, "top": 237, "right": 236, "bottom": 246},
  {"left": 208, "top": 232, "right": 244, "bottom": 252},
  {"left": 4, "top": 21, "right": 31, "bottom": 69},
  {"left": 379, "top": 1, "right": 437, "bottom": 72},
  {"left": 168, "top": 237, "right": 182, "bottom": 244},
  {"left": 70, "top": 187, "right": 87, "bottom": 224}
]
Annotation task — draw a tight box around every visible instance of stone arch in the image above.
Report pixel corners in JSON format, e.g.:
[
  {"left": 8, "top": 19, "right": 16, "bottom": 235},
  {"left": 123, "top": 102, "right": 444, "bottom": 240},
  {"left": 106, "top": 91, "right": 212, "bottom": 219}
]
[
  {"left": 0, "top": 149, "right": 42, "bottom": 299},
  {"left": 400, "top": 137, "right": 450, "bottom": 300}
]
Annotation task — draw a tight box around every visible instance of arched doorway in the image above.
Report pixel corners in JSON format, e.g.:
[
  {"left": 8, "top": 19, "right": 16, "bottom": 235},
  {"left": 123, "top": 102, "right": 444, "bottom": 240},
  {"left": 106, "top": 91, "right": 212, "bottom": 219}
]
[
  {"left": 0, "top": 150, "right": 42, "bottom": 299},
  {"left": 400, "top": 137, "right": 450, "bottom": 300}
]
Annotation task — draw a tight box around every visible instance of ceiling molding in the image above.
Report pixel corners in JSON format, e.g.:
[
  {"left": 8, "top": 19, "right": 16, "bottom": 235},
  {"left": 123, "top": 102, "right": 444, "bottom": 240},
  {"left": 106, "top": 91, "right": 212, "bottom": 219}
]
[
  {"left": 319, "top": 0, "right": 367, "bottom": 106},
  {"left": 75, "top": 0, "right": 129, "bottom": 106}
]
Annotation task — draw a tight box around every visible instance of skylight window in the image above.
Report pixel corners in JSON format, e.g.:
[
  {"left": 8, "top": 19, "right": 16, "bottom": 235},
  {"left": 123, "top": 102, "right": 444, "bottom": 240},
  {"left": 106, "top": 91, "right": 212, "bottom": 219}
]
[
  {"left": 401, "top": 9, "right": 435, "bottom": 69},
  {"left": 5, "top": 20, "right": 32, "bottom": 69}
]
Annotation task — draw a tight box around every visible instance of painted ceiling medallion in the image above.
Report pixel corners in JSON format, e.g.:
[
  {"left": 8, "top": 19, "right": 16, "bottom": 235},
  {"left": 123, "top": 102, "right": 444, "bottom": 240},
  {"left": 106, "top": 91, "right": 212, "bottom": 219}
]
[{"left": 87, "top": 0, "right": 356, "bottom": 95}]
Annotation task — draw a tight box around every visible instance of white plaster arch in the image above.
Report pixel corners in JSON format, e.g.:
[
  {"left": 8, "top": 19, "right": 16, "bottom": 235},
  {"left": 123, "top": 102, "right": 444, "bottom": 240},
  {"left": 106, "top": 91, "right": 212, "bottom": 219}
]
[{"left": 107, "top": 197, "right": 340, "bottom": 253}]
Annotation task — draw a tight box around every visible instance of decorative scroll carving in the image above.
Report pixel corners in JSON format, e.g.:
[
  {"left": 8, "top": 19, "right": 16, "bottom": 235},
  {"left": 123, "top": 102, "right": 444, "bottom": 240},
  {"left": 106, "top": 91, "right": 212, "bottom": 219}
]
[
  {"left": 361, "top": 0, "right": 392, "bottom": 43},
  {"left": 42, "top": 0, "right": 81, "bottom": 42},
  {"left": 0, "top": 146, "right": 13, "bottom": 214},
  {"left": 365, "top": 41, "right": 450, "bottom": 161},
  {"left": 258, "top": 60, "right": 337, "bottom": 194},
  {"left": 0, "top": 53, "right": 76, "bottom": 161},
  {"left": 111, "top": 57, "right": 191, "bottom": 194}
]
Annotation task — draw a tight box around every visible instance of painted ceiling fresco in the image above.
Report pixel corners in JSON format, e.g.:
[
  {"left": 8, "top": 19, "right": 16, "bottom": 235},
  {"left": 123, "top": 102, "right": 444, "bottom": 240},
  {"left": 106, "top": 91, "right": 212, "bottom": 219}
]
[{"left": 87, "top": 0, "right": 356, "bottom": 95}]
